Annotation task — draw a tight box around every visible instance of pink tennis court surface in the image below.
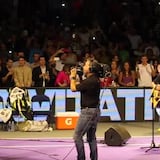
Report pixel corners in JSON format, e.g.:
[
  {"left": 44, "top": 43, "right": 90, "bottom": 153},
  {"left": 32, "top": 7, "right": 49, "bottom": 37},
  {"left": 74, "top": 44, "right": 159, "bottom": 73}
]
[{"left": 0, "top": 137, "right": 160, "bottom": 160}]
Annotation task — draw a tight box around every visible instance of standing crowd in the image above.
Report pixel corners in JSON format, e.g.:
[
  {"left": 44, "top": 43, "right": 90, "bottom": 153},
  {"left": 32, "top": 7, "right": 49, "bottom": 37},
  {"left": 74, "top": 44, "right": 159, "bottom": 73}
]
[
  {"left": 0, "top": 21, "right": 160, "bottom": 88},
  {"left": 0, "top": 48, "right": 158, "bottom": 88}
]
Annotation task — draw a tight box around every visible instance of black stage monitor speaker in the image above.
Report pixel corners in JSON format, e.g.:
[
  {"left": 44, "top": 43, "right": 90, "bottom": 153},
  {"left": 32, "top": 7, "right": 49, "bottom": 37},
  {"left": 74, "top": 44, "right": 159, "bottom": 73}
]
[{"left": 104, "top": 125, "right": 131, "bottom": 146}]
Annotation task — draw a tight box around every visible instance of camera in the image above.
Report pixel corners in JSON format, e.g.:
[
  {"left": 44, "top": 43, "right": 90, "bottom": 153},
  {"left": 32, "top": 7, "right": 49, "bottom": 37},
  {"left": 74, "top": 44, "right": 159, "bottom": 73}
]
[
  {"left": 75, "top": 63, "right": 83, "bottom": 77},
  {"left": 75, "top": 62, "right": 109, "bottom": 78},
  {"left": 94, "top": 63, "right": 110, "bottom": 78},
  {"left": 104, "top": 71, "right": 111, "bottom": 77}
]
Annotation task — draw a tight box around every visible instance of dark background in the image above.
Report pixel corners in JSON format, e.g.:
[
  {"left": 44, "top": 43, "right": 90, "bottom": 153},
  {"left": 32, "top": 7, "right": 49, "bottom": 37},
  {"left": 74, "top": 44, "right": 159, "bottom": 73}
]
[{"left": 0, "top": 0, "right": 159, "bottom": 39}]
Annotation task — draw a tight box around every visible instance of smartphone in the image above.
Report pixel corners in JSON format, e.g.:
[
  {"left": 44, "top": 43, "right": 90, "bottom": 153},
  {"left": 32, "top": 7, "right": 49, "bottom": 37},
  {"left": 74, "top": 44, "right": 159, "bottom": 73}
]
[{"left": 54, "top": 57, "right": 60, "bottom": 61}]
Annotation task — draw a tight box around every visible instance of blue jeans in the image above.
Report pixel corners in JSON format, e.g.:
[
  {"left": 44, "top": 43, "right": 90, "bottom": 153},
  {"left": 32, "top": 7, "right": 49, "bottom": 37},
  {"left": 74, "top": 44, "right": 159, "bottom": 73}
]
[{"left": 73, "top": 108, "right": 100, "bottom": 160}]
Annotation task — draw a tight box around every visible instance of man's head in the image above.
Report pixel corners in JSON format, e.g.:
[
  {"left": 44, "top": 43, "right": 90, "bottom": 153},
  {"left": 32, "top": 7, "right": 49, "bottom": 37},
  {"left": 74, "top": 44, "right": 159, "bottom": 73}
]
[
  {"left": 18, "top": 56, "right": 26, "bottom": 66},
  {"left": 17, "top": 51, "right": 25, "bottom": 57},
  {"left": 33, "top": 53, "right": 40, "bottom": 62},
  {"left": 6, "top": 58, "right": 13, "bottom": 67},
  {"left": 39, "top": 56, "right": 46, "bottom": 66},
  {"left": 141, "top": 54, "right": 148, "bottom": 65}
]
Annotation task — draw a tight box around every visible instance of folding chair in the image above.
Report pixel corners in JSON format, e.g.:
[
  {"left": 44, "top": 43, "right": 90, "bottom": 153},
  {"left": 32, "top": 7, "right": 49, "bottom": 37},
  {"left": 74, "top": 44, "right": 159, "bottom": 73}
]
[{"left": 31, "top": 94, "right": 53, "bottom": 126}]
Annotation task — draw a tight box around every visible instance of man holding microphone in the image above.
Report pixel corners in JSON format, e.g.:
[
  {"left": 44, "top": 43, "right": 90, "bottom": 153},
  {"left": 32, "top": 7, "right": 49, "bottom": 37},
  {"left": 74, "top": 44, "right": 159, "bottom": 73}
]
[{"left": 70, "top": 58, "right": 101, "bottom": 160}]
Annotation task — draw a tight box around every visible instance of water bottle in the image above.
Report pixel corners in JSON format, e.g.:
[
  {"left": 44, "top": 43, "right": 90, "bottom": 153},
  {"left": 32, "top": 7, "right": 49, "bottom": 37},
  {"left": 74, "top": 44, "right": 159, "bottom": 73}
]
[
  {"left": 11, "top": 121, "right": 15, "bottom": 131},
  {"left": 7, "top": 121, "right": 11, "bottom": 131}
]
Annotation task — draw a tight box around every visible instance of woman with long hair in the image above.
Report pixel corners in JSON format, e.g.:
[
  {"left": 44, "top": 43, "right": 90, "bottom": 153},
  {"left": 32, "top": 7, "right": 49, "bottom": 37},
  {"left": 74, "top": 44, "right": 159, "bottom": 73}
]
[{"left": 118, "top": 61, "right": 136, "bottom": 87}]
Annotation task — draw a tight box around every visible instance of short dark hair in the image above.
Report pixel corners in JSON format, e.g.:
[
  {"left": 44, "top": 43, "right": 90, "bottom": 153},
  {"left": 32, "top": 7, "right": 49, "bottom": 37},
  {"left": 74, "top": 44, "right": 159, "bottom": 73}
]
[
  {"left": 39, "top": 56, "right": 46, "bottom": 59},
  {"left": 18, "top": 56, "right": 25, "bottom": 60}
]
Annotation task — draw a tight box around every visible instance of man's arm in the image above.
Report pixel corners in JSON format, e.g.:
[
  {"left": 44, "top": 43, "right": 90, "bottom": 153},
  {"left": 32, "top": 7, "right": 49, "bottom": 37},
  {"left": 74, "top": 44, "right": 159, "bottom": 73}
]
[
  {"left": 27, "top": 67, "right": 32, "bottom": 87},
  {"left": 70, "top": 77, "right": 77, "bottom": 91},
  {"left": 13, "top": 67, "right": 20, "bottom": 87}
]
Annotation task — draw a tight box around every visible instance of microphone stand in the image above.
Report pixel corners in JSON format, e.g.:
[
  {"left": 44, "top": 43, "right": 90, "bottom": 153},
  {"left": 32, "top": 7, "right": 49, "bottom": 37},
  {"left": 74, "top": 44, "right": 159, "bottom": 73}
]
[{"left": 142, "top": 88, "right": 160, "bottom": 152}]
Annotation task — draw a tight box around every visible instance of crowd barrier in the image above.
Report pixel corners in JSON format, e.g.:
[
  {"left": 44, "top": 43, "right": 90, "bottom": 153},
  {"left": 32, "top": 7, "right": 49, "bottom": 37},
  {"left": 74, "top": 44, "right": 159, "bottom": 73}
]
[{"left": 0, "top": 87, "right": 158, "bottom": 122}]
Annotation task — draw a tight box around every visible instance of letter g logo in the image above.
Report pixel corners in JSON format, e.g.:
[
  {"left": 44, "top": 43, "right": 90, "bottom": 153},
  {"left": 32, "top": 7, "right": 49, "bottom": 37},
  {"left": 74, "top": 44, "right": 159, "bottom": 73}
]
[{"left": 65, "top": 118, "right": 72, "bottom": 126}]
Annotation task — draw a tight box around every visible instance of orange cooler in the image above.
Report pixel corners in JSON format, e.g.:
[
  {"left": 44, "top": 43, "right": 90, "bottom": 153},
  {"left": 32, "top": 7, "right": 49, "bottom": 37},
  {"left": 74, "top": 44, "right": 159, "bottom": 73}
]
[{"left": 55, "top": 112, "right": 79, "bottom": 129}]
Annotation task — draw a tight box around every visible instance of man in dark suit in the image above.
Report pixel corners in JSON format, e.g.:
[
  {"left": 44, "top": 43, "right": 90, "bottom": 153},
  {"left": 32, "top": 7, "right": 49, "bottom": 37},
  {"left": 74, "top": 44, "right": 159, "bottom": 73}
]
[{"left": 32, "top": 56, "right": 55, "bottom": 87}]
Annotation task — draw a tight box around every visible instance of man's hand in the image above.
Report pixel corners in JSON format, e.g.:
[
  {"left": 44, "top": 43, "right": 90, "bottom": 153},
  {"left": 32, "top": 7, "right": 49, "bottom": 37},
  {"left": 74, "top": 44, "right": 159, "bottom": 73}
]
[
  {"left": 70, "top": 68, "right": 77, "bottom": 78},
  {"left": 70, "top": 68, "right": 77, "bottom": 91}
]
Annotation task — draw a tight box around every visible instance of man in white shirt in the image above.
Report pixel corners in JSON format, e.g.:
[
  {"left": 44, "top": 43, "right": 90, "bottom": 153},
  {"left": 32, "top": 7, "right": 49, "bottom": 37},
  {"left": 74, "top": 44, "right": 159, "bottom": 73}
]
[{"left": 136, "top": 55, "right": 156, "bottom": 87}]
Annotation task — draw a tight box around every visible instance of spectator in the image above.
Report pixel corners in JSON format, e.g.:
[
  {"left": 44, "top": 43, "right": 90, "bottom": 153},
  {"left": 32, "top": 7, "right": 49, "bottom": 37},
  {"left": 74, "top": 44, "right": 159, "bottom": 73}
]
[
  {"left": 30, "top": 52, "right": 40, "bottom": 69},
  {"left": 136, "top": 54, "right": 156, "bottom": 87},
  {"left": 65, "top": 50, "right": 78, "bottom": 66},
  {"left": 111, "top": 54, "right": 121, "bottom": 69},
  {"left": 55, "top": 64, "right": 70, "bottom": 87},
  {"left": 49, "top": 48, "right": 68, "bottom": 72},
  {"left": 144, "top": 40, "right": 160, "bottom": 58},
  {"left": 55, "top": 52, "right": 68, "bottom": 72},
  {"left": 110, "top": 60, "right": 120, "bottom": 85},
  {"left": 156, "top": 59, "right": 160, "bottom": 72},
  {"left": 13, "top": 56, "right": 32, "bottom": 87},
  {"left": 32, "top": 56, "right": 52, "bottom": 87},
  {"left": 28, "top": 38, "right": 43, "bottom": 63},
  {"left": 153, "top": 59, "right": 160, "bottom": 77},
  {"left": 145, "top": 47, "right": 155, "bottom": 64},
  {"left": 118, "top": 42, "right": 130, "bottom": 63},
  {"left": 118, "top": 61, "right": 136, "bottom": 87},
  {"left": 1, "top": 58, "right": 14, "bottom": 87},
  {"left": 13, "top": 51, "right": 30, "bottom": 67}
]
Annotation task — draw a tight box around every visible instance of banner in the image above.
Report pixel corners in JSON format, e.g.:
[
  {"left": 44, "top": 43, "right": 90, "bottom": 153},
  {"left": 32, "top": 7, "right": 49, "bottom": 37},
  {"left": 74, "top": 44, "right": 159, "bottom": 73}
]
[{"left": 0, "top": 87, "right": 156, "bottom": 122}]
